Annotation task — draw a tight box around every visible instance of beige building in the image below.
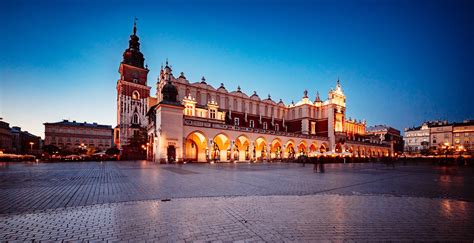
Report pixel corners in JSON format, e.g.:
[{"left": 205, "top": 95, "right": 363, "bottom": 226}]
[
  {"left": 404, "top": 123, "right": 431, "bottom": 153},
  {"left": 145, "top": 62, "right": 391, "bottom": 163},
  {"left": 429, "top": 122, "right": 452, "bottom": 151},
  {"left": 44, "top": 120, "right": 113, "bottom": 151},
  {"left": 453, "top": 120, "right": 474, "bottom": 152}
]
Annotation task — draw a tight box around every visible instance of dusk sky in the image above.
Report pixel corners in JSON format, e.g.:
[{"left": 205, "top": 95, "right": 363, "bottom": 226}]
[{"left": 1, "top": 0, "right": 473, "bottom": 138}]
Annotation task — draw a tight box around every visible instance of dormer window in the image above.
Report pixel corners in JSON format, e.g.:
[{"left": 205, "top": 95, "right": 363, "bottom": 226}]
[{"left": 133, "top": 78, "right": 138, "bottom": 83}]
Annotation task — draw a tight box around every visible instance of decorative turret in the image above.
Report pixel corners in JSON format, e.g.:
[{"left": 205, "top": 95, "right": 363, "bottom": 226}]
[
  {"left": 161, "top": 81, "right": 179, "bottom": 104},
  {"left": 201, "top": 76, "right": 207, "bottom": 84},
  {"left": 314, "top": 91, "right": 321, "bottom": 103},
  {"left": 122, "top": 18, "right": 145, "bottom": 68},
  {"left": 303, "top": 89, "right": 308, "bottom": 98}
]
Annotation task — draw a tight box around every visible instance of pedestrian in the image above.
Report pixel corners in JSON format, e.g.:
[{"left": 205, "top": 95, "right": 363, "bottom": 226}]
[
  {"left": 319, "top": 157, "right": 325, "bottom": 173},
  {"left": 314, "top": 156, "right": 319, "bottom": 173}
]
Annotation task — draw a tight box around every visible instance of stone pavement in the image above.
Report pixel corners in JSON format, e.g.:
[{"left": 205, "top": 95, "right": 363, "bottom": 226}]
[
  {"left": 1, "top": 195, "right": 473, "bottom": 241},
  {"left": 1, "top": 161, "right": 473, "bottom": 241}
]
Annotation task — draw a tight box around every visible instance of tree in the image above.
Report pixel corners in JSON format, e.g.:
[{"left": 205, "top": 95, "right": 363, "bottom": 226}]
[
  {"left": 106, "top": 147, "right": 120, "bottom": 155},
  {"left": 43, "top": 144, "right": 60, "bottom": 154}
]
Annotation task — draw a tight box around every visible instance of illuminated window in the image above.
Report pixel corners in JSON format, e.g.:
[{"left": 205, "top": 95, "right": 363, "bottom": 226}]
[
  {"left": 311, "top": 122, "right": 316, "bottom": 134},
  {"left": 210, "top": 109, "right": 216, "bottom": 119},
  {"left": 132, "top": 90, "right": 140, "bottom": 100}
]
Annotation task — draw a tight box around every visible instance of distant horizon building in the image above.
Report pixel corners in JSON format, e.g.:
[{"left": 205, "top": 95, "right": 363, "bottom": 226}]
[
  {"left": 404, "top": 120, "right": 473, "bottom": 154},
  {"left": 0, "top": 119, "right": 13, "bottom": 153},
  {"left": 366, "top": 125, "right": 403, "bottom": 155},
  {"left": 44, "top": 120, "right": 113, "bottom": 152},
  {"left": 0, "top": 118, "right": 42, "bottom": 154}
]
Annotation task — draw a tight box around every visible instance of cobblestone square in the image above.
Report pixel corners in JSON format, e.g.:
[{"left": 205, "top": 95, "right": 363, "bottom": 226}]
[{"left": 0, "top": 161, "right": 473, "bottom": 241}]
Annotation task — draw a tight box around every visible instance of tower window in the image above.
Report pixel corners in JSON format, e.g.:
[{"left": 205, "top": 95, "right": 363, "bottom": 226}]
[
  {"left": 249, "top": 120, "right": 254, "bottom": 128},
  {"left": 133, "top": 113, "right": 139, "bottom": 124},
  {"left": 234, "top": 118, "right": 239, "bottom": 126},
  {"left": 132, "top": 90, "right": 140, "bottom": 100},
  {"left": 263, "top": 122, "right": 268, "bottom": 130},
  {"left": 275, "top": 124, "right": 279, "bottom": 131}
]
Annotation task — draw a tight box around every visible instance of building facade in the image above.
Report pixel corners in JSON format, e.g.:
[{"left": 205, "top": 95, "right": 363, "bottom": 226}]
[
  {"left": 114, "top": 20, "right": 150, "bottom": 154},
  {"left": 0, "top": 120, "right": 12, "bottom": 153},
  {"left": 144, "top": 61, "right": 391, "bottom": 162},
  {"left": 44, "top": 120, "right": 113, "bottom": 151},
  {"left": 366, "top": 125, "right": 403, "bottom": 155},
  {"left": 453, "top": 120, "right": 474, "bottom": 153},
  {"left": 404, "top": 123, "right": 431, "bottom": 153},
  {"left": 429, "top": 122, "right": 452, "bottom": 151}
]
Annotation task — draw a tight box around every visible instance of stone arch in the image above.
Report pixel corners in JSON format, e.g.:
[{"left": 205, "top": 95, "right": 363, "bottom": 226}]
[
  {"left": 320, "top": 142, "right": 329, "bottom": 153},
  {"left": 285, "top": 139, "right": 296, "bottom": 159},
  {"left": 185, "top": 130, "right": 208, "bottom": 162},
  {"left": 235, "top": 134, "right": 251, "bottom": 161},
  {"left": 297, "top": 140, "right": 307, "bottom": 156},
  {"left": 271, "top": 138, "right": 283, "bottom": 159},
  {"left": 254, "top": 136, "right": 268, "bottom": 160},
  {"left": 309, "top": 142, "right": 318, "bottom": 156},
  {"left": 335, "top": 143, "right": 343, "bottom": 153},
  {"left": 213, "top": 133, "right": 231, "bottom": 162}
]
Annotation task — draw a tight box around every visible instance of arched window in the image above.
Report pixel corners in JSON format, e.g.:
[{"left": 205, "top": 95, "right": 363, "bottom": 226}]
[
  {"left": 132, "top": 113, "right": 139, "bottom": 124},
  {"left": 196, "top": 91, "right": 201, "bottom": 104},
  {"left": 132, "top": 90, "right": 140, "bottom": 100},
  {"left": 233, "top": 99, "right": 238, "bottom": 111}
]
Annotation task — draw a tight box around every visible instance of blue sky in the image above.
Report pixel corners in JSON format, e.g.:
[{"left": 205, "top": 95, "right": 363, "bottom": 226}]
[{"left": 1, "top": 0, "right": 473, "bottom": 138}]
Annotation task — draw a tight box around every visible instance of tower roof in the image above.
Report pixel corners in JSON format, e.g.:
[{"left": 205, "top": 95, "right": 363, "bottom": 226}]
[{"left": 122, "top": 18, "right": 145, "bottom": 68}]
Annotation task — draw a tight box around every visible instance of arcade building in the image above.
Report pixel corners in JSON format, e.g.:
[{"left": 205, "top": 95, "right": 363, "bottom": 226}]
[{"left": 115, "top": 22, "right": 392, "bottom": 162}]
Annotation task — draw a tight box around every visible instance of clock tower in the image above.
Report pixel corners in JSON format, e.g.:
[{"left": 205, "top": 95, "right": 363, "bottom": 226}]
[{"left": 115, "top": 19, "right": 151, "bottom": 156}]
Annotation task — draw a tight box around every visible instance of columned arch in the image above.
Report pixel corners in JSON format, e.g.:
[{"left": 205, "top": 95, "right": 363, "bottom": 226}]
[
  {"left": 320, "top": 142, "right": 328, "bottom": 153},
  {"left": 285, "top": 140, "right": 296, "bottom": 159},
  {"left": 254, "top": 137, "right": 268, "bottom": 161},
  {"left": 309, "top": 142, "right": 318, "bottom": 156},
  {"left": 185, "top": 131, "right": 207, "bottom": 162},
  {"left": 270, "top": 138, "right": 283, "bottom": 159},
  {"left": 213, "top": 133, "right": 231, "bottom": 162},
  {"left": 297, "top": 140, "right": 307, "bottom": 156},
  {"left": 235, "top": 135, "right": 251, "bottom": 161}
]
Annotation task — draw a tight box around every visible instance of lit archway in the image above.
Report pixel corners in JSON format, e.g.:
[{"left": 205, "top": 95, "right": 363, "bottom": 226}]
[
  {"left": 309, "top": 142, "right": 318, "bottom": 156},
  {"left": 271, "top": 138, "right": 283, "bottom": 159},
  {"left": 254, "top": 137, "right": 267, "bottom": 161},
  {"left": 320, "top": 143, "right": 328, "bottom": 153},
  {"left": 297, "top": 140, "right": 307, "bottom": 156},
  {"left": 335, "top": 143, "right": 343, "bottom": 153},
  {"left": 285, "top": 140, "right": 296, "bottom": 159},
  {"left": 185, "top": 131, "right": 207, "bottom": 162},
  {"left": 235, "top": 135, "right": 251, "bottom": 161},
  {"left": 213, "top": 133, "right": 231, "bottom": 162}
]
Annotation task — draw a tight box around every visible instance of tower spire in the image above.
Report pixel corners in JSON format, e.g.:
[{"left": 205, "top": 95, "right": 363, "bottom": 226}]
[{"left": 133, "top": 17, "right": 138, "bottom": 35}]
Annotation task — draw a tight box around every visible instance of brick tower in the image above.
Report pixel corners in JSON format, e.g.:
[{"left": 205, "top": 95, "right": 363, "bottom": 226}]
[{"left": 114, "top": 19, "right": 151, "bottom": 158}]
